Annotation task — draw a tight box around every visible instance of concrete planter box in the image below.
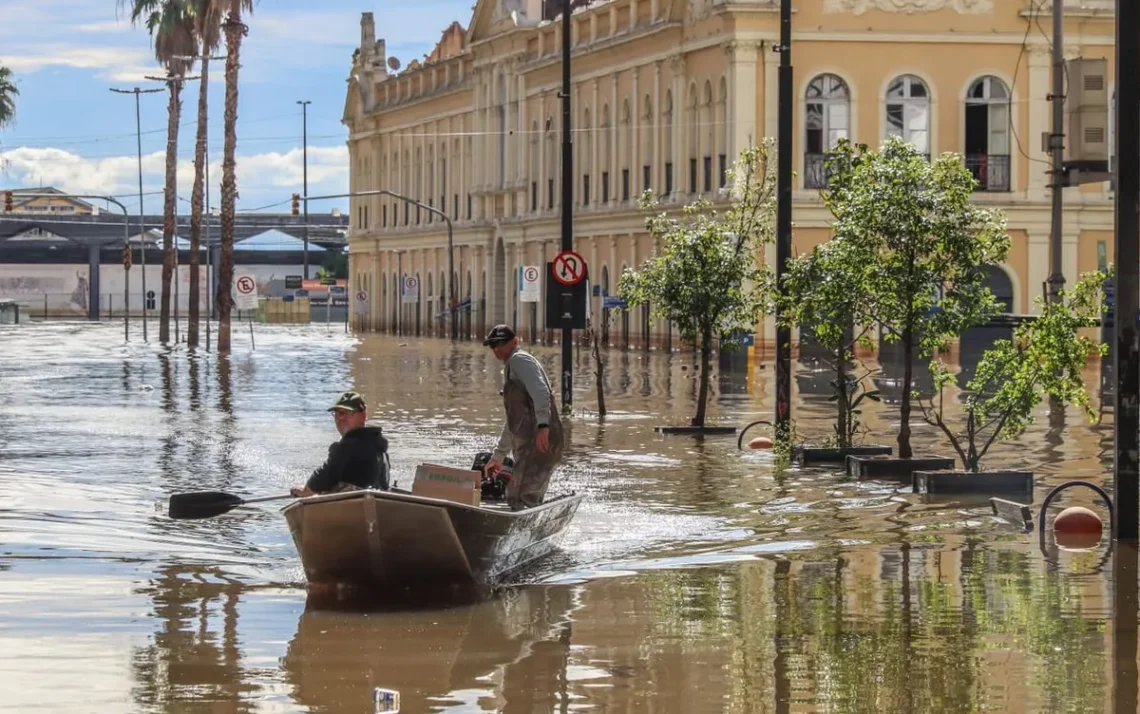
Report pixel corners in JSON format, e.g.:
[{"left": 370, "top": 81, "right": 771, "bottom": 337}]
[
  {"left": 655, "top": 425, "right": 738, "bottom": 436},
  {"left": 913, "top": 470, "right": 1034, "bottom": 498},
  {"left": 846, "top": 455, "right": 955, "bottom": 480},
  {"left": 796, "top": 445, "right": 892, "bottom": 466}
]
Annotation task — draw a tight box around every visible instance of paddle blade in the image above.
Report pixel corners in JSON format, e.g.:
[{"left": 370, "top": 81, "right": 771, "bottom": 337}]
[{"left": 168, "top": 491, "right": 245, "bottom": 520}]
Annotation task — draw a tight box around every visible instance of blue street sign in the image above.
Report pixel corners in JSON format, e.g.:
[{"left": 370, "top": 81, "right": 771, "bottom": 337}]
[
  {"left": 295, "top": 289, "right": 309, "bottom": 297},
  {"left": 603, "top": 296, "right": 626, "bottom": 310},
  {"left": 283, "top": 295, "right": 295, "bottom": 303}
]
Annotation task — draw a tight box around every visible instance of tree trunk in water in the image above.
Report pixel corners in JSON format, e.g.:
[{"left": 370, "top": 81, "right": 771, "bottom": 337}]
[
  {"left": 218, "top": 9, "right": 244, "bottom": 354},
  {"left": 592, "top": 329, "right": 606, "bottom": 418},
  {"left": 898, "top": 324, "right": 914, "bottom": 458},
  {"left": 835, "top": 347, "right": 849, "bottom": 449},
  {"left": 159, "top": 79, "right": 182, "bottom": 345},
  {"left": 694, "top": 328, "right": 712, "bottom": 428},
  {"left": 188, "top": 58, "right": 210, "bottom": 349}
]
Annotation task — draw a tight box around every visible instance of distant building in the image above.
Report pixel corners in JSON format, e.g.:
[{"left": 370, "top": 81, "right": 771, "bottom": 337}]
[{"left": 5, "top": 187, "right": 96, "bottom": 215}]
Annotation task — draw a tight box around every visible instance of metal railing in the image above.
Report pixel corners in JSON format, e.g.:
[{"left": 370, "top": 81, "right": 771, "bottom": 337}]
[{"left": 965, "top": 153, "right": 1011, "bottom": 192}]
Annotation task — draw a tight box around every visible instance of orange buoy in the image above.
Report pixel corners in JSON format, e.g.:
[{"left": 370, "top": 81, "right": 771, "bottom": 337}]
[
  {"left": 750, "top": 436, "right": 774, "bottom": 450},
  {"left": 1054, "top": 506, "right": 1103, "bottom": 550}
]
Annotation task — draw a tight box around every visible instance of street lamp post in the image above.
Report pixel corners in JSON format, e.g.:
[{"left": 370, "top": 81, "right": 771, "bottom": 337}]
[
  {"left": 110, "top": 86, "right": 164, "bottom": 341},
  {"left": 298, "top": 100, "right": 311, "bottom": 279},
  {"left": 300, "top": 189, "right": 456, "bottom": 340}
]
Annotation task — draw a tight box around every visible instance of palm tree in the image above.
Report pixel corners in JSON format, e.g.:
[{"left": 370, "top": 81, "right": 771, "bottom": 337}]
[
  {"left": 216, "top": 0, "right": 254, "bottom": 354},
  {"left": 0, "top": 66, "right": 17, "bottom": 129},
  {"left": 125, "top": 0, "right": 196, "bottom": 344},
  {"left": 186, "top": 0, "right": 224, "bottom": 349}
]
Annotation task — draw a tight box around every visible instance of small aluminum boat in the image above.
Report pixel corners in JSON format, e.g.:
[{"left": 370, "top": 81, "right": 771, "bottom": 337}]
[{"left": 282, "top": 488, "right": 583, "bottom": 589}]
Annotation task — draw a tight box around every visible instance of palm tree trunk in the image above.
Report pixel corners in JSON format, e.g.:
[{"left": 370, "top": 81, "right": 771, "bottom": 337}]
[
  {"left": 218, "top": 7, "right": 244, "bottom": 353},
  {"left": 188, "top": 57, "right": 209, "bottom": 349},
  {"left": 159, "top": 77, "right": 183, "bottom": 344}
]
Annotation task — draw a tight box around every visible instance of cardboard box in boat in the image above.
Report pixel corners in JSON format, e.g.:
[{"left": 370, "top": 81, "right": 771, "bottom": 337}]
[{"left": 412, "top": 463, "right": 481, "bottom": 506}]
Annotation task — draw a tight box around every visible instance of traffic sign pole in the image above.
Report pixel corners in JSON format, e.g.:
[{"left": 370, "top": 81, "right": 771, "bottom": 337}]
[{"left": 559, "top": 0, "right": 574, "bottom": 416}]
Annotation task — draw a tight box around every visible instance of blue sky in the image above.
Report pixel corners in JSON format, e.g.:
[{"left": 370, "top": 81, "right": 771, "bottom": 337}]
[{"left": 0, "top": 0, "right": 475, "bottom": 215}]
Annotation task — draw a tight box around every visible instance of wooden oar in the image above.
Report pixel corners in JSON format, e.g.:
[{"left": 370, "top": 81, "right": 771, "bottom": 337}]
[{"left": 167, "top": 491, "right": 295, "bottom": 520}]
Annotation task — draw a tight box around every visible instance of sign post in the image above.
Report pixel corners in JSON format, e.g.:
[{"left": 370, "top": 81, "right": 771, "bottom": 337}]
[
  {"left": 355, "top": 289, "right": 369, "bottom": 332},
  {"left": 233, "top": 273, "right": 258, "bottom": 349},
  {"left": 520, "top": 265, "right": 540, "bottom": 303},
  {"left": 548, "top": 251, "right": 588, "bottom": 389}
]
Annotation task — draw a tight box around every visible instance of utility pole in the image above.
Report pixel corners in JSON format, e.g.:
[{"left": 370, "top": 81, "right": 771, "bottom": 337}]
[
  {"left": 1046, "top": 0, "right": 1066, "bottom": 303},
  {"left": 559, "top": 0, "right": 575, "bottom": 416},
  {"left": 298, "top": 100, "right": 311, "bottom": 279},
  {"left": 1113, "top": 0, "right": 1139, "bottom": 541},
  {"left": 110, "top": 85, "right": 163, "bottom": 342},
  {"left": 774, "top": 0, "right": 793, "bottom": 437}
]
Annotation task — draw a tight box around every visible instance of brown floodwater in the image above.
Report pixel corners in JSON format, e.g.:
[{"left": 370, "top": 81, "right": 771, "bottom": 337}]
[{"left": 0, "top": 321, "right": 1132, "bottom": 712}]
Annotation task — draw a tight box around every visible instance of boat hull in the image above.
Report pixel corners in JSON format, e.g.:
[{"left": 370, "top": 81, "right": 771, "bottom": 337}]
[{"left": 282, "top": 489, "right": 583, "bottom": 589}]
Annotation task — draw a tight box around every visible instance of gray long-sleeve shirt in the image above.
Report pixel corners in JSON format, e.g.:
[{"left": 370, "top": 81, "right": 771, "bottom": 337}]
[{"left": 492, "top": 348, "right": 553, "bottom": 461}]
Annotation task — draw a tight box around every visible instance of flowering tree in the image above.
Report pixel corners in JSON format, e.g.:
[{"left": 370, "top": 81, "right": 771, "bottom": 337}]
[
  {"left": 825, "top": 137, "right": 1010, "bottom": 458},
  {"left": 619, "top": 140, "right": 778, "bottom": 427}
]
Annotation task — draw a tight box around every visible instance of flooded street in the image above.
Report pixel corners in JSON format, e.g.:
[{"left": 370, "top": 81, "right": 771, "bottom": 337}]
[{"left": 0, "top": 321, "right": 1126, "bottom": 712}]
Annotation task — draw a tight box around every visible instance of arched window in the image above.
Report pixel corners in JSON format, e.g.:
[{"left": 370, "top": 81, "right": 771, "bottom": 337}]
[
  {"left": 497, "top": 74, "right": 508, "bottom": 188},
  {"left": 641, "top": 95, "right": 653, "bottom": 194},
  {"left": 805, "top": 73, "right": 850, "bottom": 189},
  {"left": 582, "top": 107, "right": 593, "bottom": 205},
  {"left": 545, "top": 117, "right": 556, "bottom": 210},
  {"left": 702, "top": 81, "right": 714, "bottom": 192},
  {"left": 965, "top": 75, "right": 1011, "bottom": 192},
  {"left": 663, "top": 91, "right": 674, "bottom": 196},
  {"left": 602, "top": 104, "right": 613, "bottom": 203},
  {"left": 718, "top": 77, "right": 728, "bottom": 188},
  {"left": 885, "top": 74, "right": 930, "bottom": 156},
  {"left": 530, "top": 120, "right": 540, "bottom": 211},
  {"left": 688, "top": 83, "right": 699, "bottom": 193},
  {"left": 622, "top": 99, "right": 633, "bottom": 201}
]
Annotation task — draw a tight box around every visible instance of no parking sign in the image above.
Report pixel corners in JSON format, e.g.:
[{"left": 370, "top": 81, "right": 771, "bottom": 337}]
[
  {"left": 519, "top": 265, "right": 540, "bottom": 303},
  {"left": 401, "top": 275, "right": 419, "bottom": 303}
]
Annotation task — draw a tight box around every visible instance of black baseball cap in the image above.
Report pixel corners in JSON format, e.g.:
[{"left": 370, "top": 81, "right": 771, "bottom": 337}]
[
  {"left": 482, "top": 324, "right": 516, "bottom": 347},
  {"left": 328, "top": 391, "right": 366, "bottom": 413}
]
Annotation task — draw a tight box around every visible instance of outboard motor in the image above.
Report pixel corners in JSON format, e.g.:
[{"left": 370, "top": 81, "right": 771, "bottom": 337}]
[{"left": 471, "top": 451, "right": 514, "bottom": 502}]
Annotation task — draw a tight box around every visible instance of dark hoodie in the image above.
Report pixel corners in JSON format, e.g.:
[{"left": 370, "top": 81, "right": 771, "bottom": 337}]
[{"left": 305, "top": 424, "right": 390, "bottom": 493}]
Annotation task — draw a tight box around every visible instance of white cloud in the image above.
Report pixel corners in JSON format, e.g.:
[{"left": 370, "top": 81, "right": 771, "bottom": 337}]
[
  {"left": 73, "top": 19, "right": 132, "bottom": 34},
  {"left": 0, "top": 45, "right": 157, "bottom": 81},
  {"left": 0, "top": 144, "right": 348, "bottom": 209}
]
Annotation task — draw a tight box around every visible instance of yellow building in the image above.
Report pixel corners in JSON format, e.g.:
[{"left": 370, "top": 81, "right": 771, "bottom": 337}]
[
  {"left": 5, "top": 187, "right": 96, "bottom": 215},
  {"left": 343, "top": 0, "right": 1117, "bottom": 350}
]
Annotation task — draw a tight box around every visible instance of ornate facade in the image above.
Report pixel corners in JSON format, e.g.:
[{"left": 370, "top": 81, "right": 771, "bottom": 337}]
[{"left": 343, "top": 0, "right": 1117, "bottom": 349}]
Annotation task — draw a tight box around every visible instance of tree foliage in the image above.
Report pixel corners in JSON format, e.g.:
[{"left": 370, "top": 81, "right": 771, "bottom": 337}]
[
  {"left": 917, "top": 269, "right": 1109, "bottom": 472},
  {"left": 780, "top": 233, "right": 880, "bottom": 448},
  {"left": 619, "top": 140, "right": 778, "bottom": 426},
  {"left": 0, "top": 66, "right": 18, "bottom": 130},
  {"left": 824, "top": 137, "right": 1011, "bottom": 457}
]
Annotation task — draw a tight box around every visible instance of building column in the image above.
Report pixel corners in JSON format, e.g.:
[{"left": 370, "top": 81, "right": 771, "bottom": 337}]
[
  {"left": 653, "top": 60, "right": 663, "bottom": 195},
  {"left": 631, "top": 66, "right": 641, "bottom": 196},
  {"left": 459, "top": 115, "right": 467, "bottom": 219},
  {"left": 517, "top": 68, "right": 528, "bottom": 212},
  {"left": 611, "top": 74, "right": 619, "bottom": 206},
  {"left": 1027, "top": 232, "right": 1049, "bottom": 311},
  {"left": 1027, "top": 44, "right": 1050, "bottom": 200},
  {"left": 672, "top": 54, "right": 686, "bottom": 197},
  {"left": 592, "top": 78, "right": 600, "bottom": 205}
]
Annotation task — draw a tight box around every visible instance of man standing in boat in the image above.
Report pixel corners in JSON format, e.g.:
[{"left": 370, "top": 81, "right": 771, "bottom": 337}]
[
  {"left": 290, "top": 391, "right": 391, "bottom": 497},
  {"left": 483, "top": 324, "right": 565, "bottom": 510}
]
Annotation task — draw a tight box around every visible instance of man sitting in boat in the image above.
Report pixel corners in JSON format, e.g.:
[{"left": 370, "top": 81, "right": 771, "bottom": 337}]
[
  {"left": 289, "top": 391, "right": 391, "bottom": 497},
  {"left": 481, "top": 324, "right": 565, "bottom": 510}
]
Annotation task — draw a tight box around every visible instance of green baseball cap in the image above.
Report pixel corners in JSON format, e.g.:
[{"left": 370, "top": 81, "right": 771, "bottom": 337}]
[{"left": 328, "top": 391, "right": 366, "bottom": 413}]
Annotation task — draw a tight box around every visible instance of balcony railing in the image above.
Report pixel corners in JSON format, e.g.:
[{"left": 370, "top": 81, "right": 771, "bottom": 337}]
[
  {"left": 804, "top": 152, "right": 833, "bottom": 189},
  {"left": 965, "top": 154, "right": 1011, "bottom": 192}
]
